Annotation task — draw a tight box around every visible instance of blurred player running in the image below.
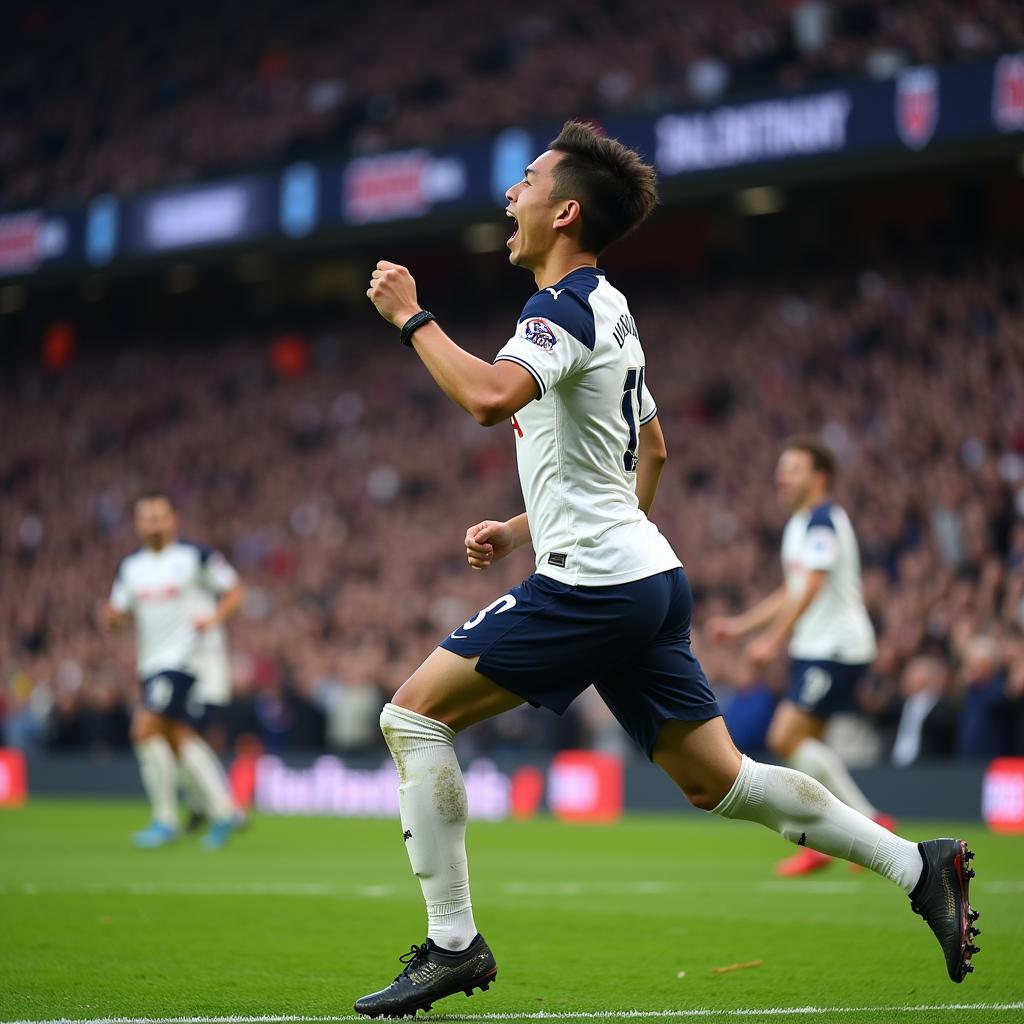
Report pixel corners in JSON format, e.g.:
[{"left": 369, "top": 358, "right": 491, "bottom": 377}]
[
  {"left": 707, "top": 438, "right": 895, "bottom": 876},
  {"left": 357, "top": 122, "right": 979, "bottom": 1017},
  {"left": 103, "top": 493, "right": 244, "bottom": 850}
]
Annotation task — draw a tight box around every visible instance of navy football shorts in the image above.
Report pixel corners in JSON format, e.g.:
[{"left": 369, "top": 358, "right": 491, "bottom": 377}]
[
  {"left": 786, "top": 658, "right": 870, "bottom": 719},
  {"left": 140, "top": 668, "right": 206, "bottom": 726},
  {"left": 439, "top": 567, "right": 720, "bottom": 758}
]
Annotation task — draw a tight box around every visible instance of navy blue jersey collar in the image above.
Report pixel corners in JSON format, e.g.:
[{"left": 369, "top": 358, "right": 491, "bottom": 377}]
[{"left": 552, "top": 265, "right": 604, "bottom": 288}]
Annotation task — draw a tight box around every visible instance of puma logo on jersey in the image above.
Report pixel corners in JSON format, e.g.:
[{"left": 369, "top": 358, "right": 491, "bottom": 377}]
[{"left": 545, "top": 287, "right": 565, "bottom": 299}]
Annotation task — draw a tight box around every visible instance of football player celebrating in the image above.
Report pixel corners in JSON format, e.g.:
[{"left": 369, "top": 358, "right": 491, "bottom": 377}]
[{"left": 357, "top": 122, "right": 979, "bottom": 1016}]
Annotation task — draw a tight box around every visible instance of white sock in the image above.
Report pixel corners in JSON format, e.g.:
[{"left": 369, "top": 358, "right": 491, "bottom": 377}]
[
  {"left": 134, "top": 736, "right": 179, "bottom": 829},
  {"left": 179, "top": 736, "right": 236, "bottom": 821},
  {"left": 714, "top": 755, "right": 923, "bottom": 892},
  {"left": 179, "top": 764, "right": 205, "bottom": 815},
  {"left": 380, "top": 702, "right": 477, "bottom": 951},
  {"left": 789, "top": 737, "right": 878, "bottom": 818}
]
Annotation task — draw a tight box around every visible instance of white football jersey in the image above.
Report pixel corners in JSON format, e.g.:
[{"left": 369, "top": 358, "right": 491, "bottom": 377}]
[
  {"left": 110, "top": 540, "right": 238, "bottom": 695},
  {"left": 781, "top": 502, "right": 876, "bottom": 664},
  {"left": 494, "top": 266, "right": 681, "bottom": 585}
]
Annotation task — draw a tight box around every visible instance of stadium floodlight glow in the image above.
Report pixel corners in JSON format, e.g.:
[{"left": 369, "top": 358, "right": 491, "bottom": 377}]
[
  {"left": 462, "top": 222, "right": 508, "bottom": 253},
  {"left": 735, "top": 185, "right": 785, "bottom": 216}
]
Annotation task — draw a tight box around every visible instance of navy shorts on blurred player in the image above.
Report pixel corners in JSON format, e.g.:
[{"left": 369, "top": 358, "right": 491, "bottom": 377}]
[
  {"left": 440, "top": 567, "right": 720, "bottom": 758},
  {"left": 140, "top": 668, "right": 206, "bottom": 727},
  {"left": 786, "top": 658, "right": 869, "bottom": 719}
]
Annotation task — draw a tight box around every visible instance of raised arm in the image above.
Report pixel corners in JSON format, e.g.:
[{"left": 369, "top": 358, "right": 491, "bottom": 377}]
[{"left": 367, "top": 261, "right": 538, "bottom": 426}]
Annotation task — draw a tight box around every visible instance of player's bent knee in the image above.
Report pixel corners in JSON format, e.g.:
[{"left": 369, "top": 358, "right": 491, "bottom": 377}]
[
  {"left": 683, "top": 788, "right": 722, "bottom": 813},
  {"left": 379, "top": 701, "right": 455, "bottom": 753},
  {"left": 130, "top": 710, "right": 162, "bottom": 744}
]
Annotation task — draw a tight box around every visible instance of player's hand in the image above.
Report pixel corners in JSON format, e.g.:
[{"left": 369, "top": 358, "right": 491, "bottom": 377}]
[
  {"left": 745, "top": 633, "right": 781, "bottom": 668},
  {"left": 706, "top": 616, "right": 741, "bottom": 643},
  {"left": 367, "top": 260, "right": 421, "bottom": 328},
  {"left": 192, "top": 614, "right": 217, "bottom": 633},
  {"left": 101, "top": 604, "right": 126, "bottom": 632},
  {"left": 465, "top": 520, "right": 515, "bottom": 570}
]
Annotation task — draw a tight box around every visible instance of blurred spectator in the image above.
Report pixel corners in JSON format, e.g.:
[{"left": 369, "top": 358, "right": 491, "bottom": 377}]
[
  {"left": 955, "top": 636, "right": 1009, "bottom": 759},
  {"left": 891, "top": 656, "right": 956, "bottom": 765}
]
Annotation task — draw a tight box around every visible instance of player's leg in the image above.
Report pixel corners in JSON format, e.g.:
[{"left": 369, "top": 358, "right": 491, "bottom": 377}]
[
  {"left": 356, "top": 647, "right": 520, "bottom": 1017},
  {"left": 770, "top": 667, "right": 894, "bottom": 874},
  {"left": 654, "top": 716, "right": 916, "bottom": 881},
  {"left": 385, "top": 646, "right": 524, "bottom": 949},
  {"left": 771, "top": 668, "right": 880, "bottom": 818},
  {"left": 655, "top": 720, "right": 979, "bottom": 980},
  {"left": 604, "top": 569, "right": 979, "bottom": 982},
  {"left": 169, "top": 718, "right": 239, "bottom": 848},
  {"left": 358, "top": 574, "right": 609, "bottom": 1017},
  {"left": 130, "top": 688, "right": 180, "bottom": 846}
]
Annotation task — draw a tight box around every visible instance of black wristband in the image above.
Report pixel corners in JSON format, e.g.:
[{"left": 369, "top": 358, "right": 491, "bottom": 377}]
[{"left": 399, "top": 310, "right": 435, "bottom": 347}]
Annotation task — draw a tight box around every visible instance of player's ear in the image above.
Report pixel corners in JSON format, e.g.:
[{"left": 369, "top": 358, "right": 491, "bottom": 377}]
[{"left": 552, "top": 199, "right": 581, "bottom": 232}]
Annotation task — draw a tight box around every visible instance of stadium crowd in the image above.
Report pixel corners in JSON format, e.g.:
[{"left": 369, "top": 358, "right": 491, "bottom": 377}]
[
  {"left": 2, "top": 0, "right": 1023, "bottom": 210},
  {"left": 2, "top": 255, "right": 1023, "bottom": 762}
]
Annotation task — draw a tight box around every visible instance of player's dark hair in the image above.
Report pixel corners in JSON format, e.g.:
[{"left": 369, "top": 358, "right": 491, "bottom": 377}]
[
  {"left": 783, "top": 435, "right": 836, "bottom": 483},
  {"left": 135, "top": 491, "right": 175, "bottom": 509},
  {"left": 547, "top": 120, "right": 659, "bottom": 255}
]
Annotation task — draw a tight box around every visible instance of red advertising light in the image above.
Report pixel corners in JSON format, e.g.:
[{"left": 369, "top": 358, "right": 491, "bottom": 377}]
[
  {"left": 547, "top": 751, "right": 623, "bottom": 824},
  {"left": 0, "top": 749, "right": 27, "bottom": 806},
  {"left": 982, "top": 757, "right": 1024, "bottom": 834}
]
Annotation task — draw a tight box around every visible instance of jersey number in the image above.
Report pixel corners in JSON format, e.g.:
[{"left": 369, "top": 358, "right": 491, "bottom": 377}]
[{"left": 620, "top": 366, "right": 644, "bottom": 472}]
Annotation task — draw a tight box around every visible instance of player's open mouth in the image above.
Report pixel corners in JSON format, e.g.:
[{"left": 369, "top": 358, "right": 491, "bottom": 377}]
[{"left": 506, "top": 209, "right": 519, "bottom": 244}]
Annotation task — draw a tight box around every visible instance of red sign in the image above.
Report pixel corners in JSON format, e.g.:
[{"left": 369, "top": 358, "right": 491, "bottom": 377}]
[
  {"left": 982, "top": 757, "right": 1024, "bottom": 833},
  {"left": 547, "top": 751, "right": 623, "bottom": 823},
  {"left": 344, "top": 152, "right": 432, "bottom": 224},
  {"left": 993, "top": 54, "right": 1024, "bottom": 132},
  {"left": 0, "top": 749, "right": 27, "bottom": 806},
  {"left": 0, "top": 212, "right": 42, "bottom": 274}
]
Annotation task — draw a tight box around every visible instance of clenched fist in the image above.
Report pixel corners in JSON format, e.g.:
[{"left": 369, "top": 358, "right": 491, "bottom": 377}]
[
  {"left": 465, "top": 520, "right": 516, "bottom": 570},
  {"left": 367, "top": 260, "right": 421, "bottom": 327}
]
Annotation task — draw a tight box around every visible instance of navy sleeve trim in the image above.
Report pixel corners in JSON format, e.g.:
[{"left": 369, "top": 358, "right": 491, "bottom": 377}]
[
  {"left": 639, "top": 405, "right": 658, "bottom": 425},
  {"left": 519, "top": 285, "right": 597, "bottom": 351},
  {"left": 181, "top": 539, "right": 214, "bottom": 564},
  {"left": 807, "top": 503, "right": 836, "bottom": 532},
  {"left": 495, "top": 354, "right": 544, "bottom": 398}
]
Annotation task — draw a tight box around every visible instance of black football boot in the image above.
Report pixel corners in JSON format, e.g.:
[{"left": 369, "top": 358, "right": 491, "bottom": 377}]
[
  {"left": 354, "top": 934, "right": 497, "bottom": 1018},
  {"left": 909, "top": 838, "right": 980, "bottom": 983}
]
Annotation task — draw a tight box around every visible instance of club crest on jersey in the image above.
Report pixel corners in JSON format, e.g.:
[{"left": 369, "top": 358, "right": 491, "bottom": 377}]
[{"left": 523, "top": 317, "right": 557, "bottom": 351}]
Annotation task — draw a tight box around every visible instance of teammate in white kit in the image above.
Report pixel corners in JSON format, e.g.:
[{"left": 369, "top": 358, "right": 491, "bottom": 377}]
[
  {"left": 708, "top": 437, "right": 896, "bottom": 876},
  {"left": 355, "top": 122, "right": 978, "bottom": 1016},
  {"left": 103, "top": 493, "right": 244, "bottom": 849}
]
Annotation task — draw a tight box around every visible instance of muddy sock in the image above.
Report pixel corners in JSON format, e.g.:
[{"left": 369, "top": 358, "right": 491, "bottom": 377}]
[
  {"left": 713, "top": 755, "right": 922, "bottom": 892},
  {"left": 380, "top": 702, "right": 477, "bottom": 951}
]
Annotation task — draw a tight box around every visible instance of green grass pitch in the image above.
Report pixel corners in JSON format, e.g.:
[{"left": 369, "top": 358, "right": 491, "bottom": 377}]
[{"left": 2, "top": 800, "right": 1023, "bottom": 1024}]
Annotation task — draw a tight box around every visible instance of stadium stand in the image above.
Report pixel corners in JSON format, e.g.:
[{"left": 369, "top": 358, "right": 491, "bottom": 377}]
[
  {"left": 2, "top": 0, "right": 1023, "bottom": 209},
  {"left": 3, "top": 257, "right": 1023, "bottom": 758}
]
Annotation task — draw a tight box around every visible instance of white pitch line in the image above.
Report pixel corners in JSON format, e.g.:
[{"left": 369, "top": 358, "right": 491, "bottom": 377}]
[
  {"left": 4, "top": 1005, "right": 1023, "bottom": 1024},
  {"left": 1, "top": 879, "right": 1020, "bottom": 899}
]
